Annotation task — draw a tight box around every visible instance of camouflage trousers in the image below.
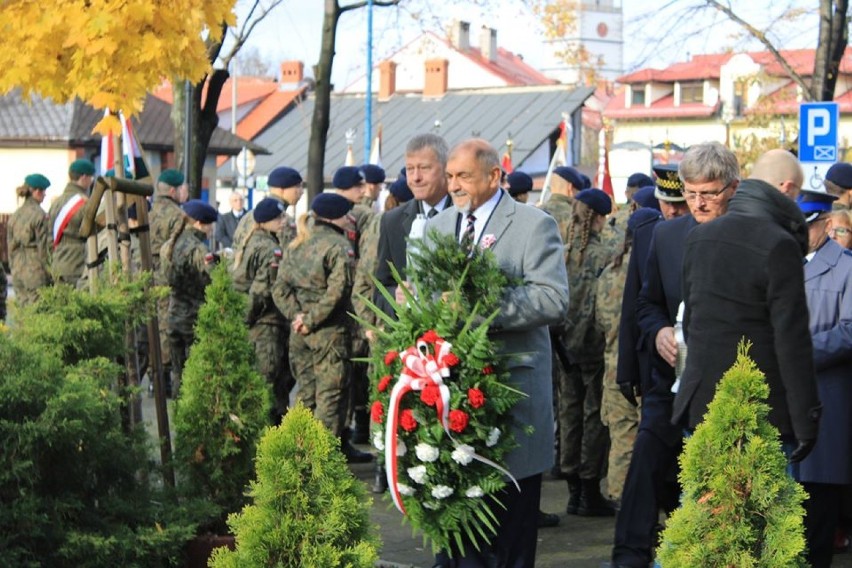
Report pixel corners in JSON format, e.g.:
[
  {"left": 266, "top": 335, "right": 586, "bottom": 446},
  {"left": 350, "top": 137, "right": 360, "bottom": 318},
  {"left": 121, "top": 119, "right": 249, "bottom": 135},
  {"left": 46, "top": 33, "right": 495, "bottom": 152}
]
[
  {"left": 600, "top": 368, "right": 640, "bottom": 500},
  {"left": 289, "top": 327, "right": 351, "bottom": 437},
  {"left": 249, "top": 322, "right": 292, "bottom": 423},
  {"left": 556, "top": 356, "right": 609, "bottom": 481},
  {"left": 156, "top": 294, "right": 171, "bottom": 367}
]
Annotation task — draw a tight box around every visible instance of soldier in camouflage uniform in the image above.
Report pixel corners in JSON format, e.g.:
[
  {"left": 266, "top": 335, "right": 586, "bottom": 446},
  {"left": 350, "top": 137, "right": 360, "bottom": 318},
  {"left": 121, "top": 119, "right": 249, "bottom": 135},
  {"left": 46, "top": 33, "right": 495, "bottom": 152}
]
[
  {"left": 557, "top": 188, "right": 616, "bottom": 517},
  {"left": 272, "top": 192, "right": 372, "bottom": 463},
  {"left": 595, "top": 207, "right": 661, "bottom": 503},
  {"left": 540, "top": 166, "right": 583, "bottom": 243},
  {"left": 48, "top": 159, "right": 96, "bottom": 286},
  {"left": 8, "top": 173, "right": 51, "bottom": 308},
  {"left": 236, "top": 198, "right": 289, "bottom": 424},
  {"left": 600, "top": 172, "right": 653, "bottom": 252},
  {"left": 159, "top": 199, "right": 219, "bottom": 397},
  {"left": 359, "top": 163, "right": 385, "bottom": 212}
]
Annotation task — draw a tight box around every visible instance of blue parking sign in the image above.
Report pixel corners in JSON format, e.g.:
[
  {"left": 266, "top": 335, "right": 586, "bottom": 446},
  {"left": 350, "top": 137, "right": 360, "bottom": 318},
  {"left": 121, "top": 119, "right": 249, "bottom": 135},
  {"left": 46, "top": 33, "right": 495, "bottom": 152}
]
[{"left": 799, "top": 102, "right": 839, "bottom": 162}]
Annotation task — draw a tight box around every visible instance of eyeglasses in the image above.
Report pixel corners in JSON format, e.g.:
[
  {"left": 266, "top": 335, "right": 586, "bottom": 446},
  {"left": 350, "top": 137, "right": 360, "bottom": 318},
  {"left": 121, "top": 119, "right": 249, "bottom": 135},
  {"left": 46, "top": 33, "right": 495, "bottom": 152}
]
[
  {"left": 830, "top": 227, "right": 851, "bottom": 236},
  {"left": 682, "top": 181, "right": 733, "bottom": 202}
]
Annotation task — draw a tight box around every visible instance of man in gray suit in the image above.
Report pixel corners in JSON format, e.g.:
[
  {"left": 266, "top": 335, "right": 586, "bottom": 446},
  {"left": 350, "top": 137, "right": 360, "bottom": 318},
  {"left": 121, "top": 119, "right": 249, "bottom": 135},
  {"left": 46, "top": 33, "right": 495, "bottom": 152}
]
[{"left": 426, "top": 139, "right": 570, "bottom": 567}]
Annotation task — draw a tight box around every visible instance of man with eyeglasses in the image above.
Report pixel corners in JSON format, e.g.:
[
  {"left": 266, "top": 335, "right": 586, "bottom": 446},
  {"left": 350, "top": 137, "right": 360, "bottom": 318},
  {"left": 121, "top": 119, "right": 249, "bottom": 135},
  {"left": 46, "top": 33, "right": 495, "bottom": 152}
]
[
  {"left": 829, "top": 210, "right": 852, "bottom": 249},
  {"left": 612, "top": 142, "right": 739, "bottom": 568}
]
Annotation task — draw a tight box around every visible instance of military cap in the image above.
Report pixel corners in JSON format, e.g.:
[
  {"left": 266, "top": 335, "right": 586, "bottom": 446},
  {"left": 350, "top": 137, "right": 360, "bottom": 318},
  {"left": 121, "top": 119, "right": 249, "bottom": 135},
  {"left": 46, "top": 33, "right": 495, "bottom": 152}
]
[
  {"left": 360, "top": 164, "right": 386, "bottom": 184},
  {"left": 388, "top": 177, "right": 414, "bottom": 203},
  {"left": 652, "top": 164, "right": 686, "bottom": 202},
  {"left": 182, "top": 199, "right": 218, "bottom": 224},
  {"left": 575, "top": 188, "right": 612, "bottom": 216},
  {"left": 632, "top": 185, "right": 660, "bottom": 211},
  {"left": 24, "top": 173, "right": 50, "bottom": 190},
  {"left": 127, "top": 200, "right": 151, "bottom": 220},
  {"left": 69, "top": 159, "right": 96, "bottom": 176},
  {"left": 553, "top": 166, "right": 584, "bottom": 189},
  {"left": 627, "top": 207, "right": 663, "bottom": 235},
  {"left": 268, "top": 166, "right": 302, "bottom": 189},
  {"left": 826, "top": 162, "right": 852, "bottom": 190},
  {"left": 797, "top": 189, "right": 838, "bottom": 223},
  {"left": 333, "top": 166, "right": 365, "bottom": 190},
  {"left": 311, "top": 192, "right": 353, "bottom": 219},
  {"left": 399, "top": 166, "right": 407, "bottom": 179},
  {"left": 626, "top": 172, "right": 654, "bottom": 188},
  {"left": 253, "top": 197, "right": 287, "bottom": 223},
  {"left": 579, "top": 173, "right": 592, "bottom": 189},
  {"left": 158, "top": 168, "right": 185, "bottom": 187},
  {"left": 507, "top": 171, "right": 533, "bottom": 196}
]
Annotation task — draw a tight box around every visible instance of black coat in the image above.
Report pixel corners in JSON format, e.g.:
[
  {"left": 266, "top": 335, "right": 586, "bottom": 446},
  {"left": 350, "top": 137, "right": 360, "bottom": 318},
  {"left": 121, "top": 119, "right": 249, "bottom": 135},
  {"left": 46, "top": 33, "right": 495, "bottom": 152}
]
[{"left": 672, "top": 179, "right": 821, "bottom": 441}]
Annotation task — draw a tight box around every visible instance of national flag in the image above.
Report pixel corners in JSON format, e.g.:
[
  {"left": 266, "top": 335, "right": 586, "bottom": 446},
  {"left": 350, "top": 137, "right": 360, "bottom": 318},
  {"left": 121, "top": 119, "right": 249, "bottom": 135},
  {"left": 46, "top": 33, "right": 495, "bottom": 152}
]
[
  {"left": 120, "top": 112, "right": 149, "bottom": 179},
  {"left": 501, "top": 139, "right": 513, "bottom": 174},
  {"left": 100, "top": 109, "right": 116, "bottom": 175},
  {"left": 597, "top": 128, "right": 614, "bottom": 198},
  {"left": 369, "top": 125, "right": 382, "bottom": 166},
  {"left": 539, "top": 115, "right": 569, "bottom": 205},
  {"left": 345, "top": 144, "right": 355, "bottom": 166}
]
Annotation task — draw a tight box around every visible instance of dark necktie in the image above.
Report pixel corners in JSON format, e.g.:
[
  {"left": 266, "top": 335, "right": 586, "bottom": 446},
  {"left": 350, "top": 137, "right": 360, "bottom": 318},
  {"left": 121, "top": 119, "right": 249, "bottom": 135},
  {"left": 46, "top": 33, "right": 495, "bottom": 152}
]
[
  {"left": 462, "top": 213, "right": 476, "bottom": 249},
  {"left": 427, "top": 207, "right": 438, "bottom": 219}
]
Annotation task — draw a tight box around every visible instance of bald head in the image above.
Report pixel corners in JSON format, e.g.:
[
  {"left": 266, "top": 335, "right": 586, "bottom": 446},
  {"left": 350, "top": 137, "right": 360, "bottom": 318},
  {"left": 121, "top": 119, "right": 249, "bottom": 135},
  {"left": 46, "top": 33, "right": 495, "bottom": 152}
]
[{"left": 749, "top": 149, "right": 803, "bottom": 200}]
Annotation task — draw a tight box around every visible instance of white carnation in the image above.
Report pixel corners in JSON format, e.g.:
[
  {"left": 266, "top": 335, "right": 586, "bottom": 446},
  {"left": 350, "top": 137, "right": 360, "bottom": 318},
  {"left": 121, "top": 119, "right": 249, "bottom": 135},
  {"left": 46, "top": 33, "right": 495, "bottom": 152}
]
[
  {"left": 397, "top": 483, "right": 415, "bottom": 496},
  {"left": 486, "top": 427, "right": 501, "bottom": 447},
  {"left": 451, "top": 444, "right": 475, "bottom": 466},
  {"left": 372, "top": 432, "right": 384, "bottom": 451},
  {"left": 407, "top": 465, "right": 428, "bottom": 484},
  {"left": 465, "top": 486, "right": 484, "bottom": 498},
  {"left": 397, "top": 439, "right": 407, "bottom": 457},
  {"left": 422, "top": 501, "right": 439, "bottom": 510},
  {"left": 431, "top": 485, "right": 454, "bottom": 499},
  {"left": 415, "top": 443, "right": 440, "bottom": 462}
]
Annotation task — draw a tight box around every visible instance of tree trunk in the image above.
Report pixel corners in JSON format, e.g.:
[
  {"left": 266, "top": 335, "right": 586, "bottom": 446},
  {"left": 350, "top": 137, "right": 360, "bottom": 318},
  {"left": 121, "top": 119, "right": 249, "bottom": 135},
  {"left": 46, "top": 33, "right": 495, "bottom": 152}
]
[
  {"left": 172, "top": 80, "right": 188, "bottom": 174},
  {"left": 307, "top": 0, "right": 341, "bottom": 202},
  {"left": 812, "top": 0, "right": 849, "bottom": 102},
  {"left": 191, "top": 68, "right": 230, "bottom": 200}
]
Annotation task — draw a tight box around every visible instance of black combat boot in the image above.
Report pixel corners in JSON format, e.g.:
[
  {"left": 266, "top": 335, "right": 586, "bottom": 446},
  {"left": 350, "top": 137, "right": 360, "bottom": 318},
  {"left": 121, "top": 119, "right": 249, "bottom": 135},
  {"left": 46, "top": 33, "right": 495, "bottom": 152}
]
[
  {"left": 371, "top": 460, "right": 388, "bottom": 493},
  {"left": 349, "top": 407, "right": 369, "bottom": 444},
  {"left": 566, "top": 474, "right": 582, "bottom": 515},
  {"left": 340, "top": 432, "right": 373, "bottom": 464},
  {"left": 578, "top": 478, "right": 616, "bottom": 517}
]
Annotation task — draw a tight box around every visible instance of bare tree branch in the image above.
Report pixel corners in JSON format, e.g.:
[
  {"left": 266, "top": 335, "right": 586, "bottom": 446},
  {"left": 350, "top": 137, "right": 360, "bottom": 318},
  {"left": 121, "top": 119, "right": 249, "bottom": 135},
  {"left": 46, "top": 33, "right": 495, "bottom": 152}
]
[
  {"left": 221, "top": 0, "right": 287, "bottom": 67},
  {"left": 340, "top": 0, "right": 401, "bottom": 14}
]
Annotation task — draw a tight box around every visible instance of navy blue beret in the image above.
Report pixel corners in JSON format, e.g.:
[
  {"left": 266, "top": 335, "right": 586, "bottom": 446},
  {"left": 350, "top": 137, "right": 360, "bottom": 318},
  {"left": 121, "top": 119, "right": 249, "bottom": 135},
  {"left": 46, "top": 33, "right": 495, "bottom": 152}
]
[
  {"left": 158, "top": 168, "right": 184, "bottom": 187},
  {"left": 333, "top": 166, "right": 364, "bottom": 190},
  {"left": 553, "top": 166, "right": 584, "bottom": 189},
  {"left": 826, "top": 162, "right": 852, "bottom": 190},
  {"left": 360, "top": 164, "right": 386, "bottom": 184},
  {"left": 25, "top": 173, "right": 50, "bottom": 190},
  {"left": 389, "top": 178, "right": 414, "bottom": 202},
  {"left": 798, "top": 189, "right": 838, "bottom": 222},
  {"left": 399, "top": 166, "right": 407, "bottom": 179},
  {"left": 253, "top": 197, "right": 287, "bottom": 223},
  {"left": 311, "top": 192, "right": 354, "bottom": 219},
  {"left": 632, "top": 185, "right": 660, "bottom": 211},
  {"left": 507, "top": 171, "right": 533, "bottom": 195},
  {"left": 626, "top": 173, "right": 654, "bottom": 188},
  {"left": 268, "top": 166, "right": 302, "bottom": 189},
  {"left": 579, "top": 173, "right": 592, "bottom": 189},
  {"left": 575, "top": 188, "right": 612, "bottom": 216},
  {"left": 182, "top": 199, "right": 218, "bottom": 224},
  {"left": 627, "top": 207, "right": 663, "bottom": 235},
  {"left": 69, "top": 159, "right": 96, "bottom": 176}
]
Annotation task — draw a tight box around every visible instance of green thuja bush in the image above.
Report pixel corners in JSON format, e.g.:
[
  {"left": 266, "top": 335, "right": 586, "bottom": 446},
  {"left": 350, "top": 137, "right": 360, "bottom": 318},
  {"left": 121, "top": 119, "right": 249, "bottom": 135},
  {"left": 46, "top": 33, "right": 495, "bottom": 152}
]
[
  {"left": 0, "top": 276, "right": 195, "bottom": 567},
  {"left": 173, "top": 262, "right": 272, "bottom": 534},
  {"left": 210, "top": 403, "right": 380, "bottom": 568},
  {"left": 657, "top": 342, "right": 808, "bottom": 567}
]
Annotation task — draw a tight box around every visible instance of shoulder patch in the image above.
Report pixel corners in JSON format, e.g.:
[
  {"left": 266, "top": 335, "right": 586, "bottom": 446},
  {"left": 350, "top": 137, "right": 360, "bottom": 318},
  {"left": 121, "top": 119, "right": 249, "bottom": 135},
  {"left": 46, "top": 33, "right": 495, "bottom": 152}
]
[
  {"left": 347, "top": 248, "right": 356, "bottom": 258},
  {"left": 273, "top": 248, "right": 282, "bottom": 258}
]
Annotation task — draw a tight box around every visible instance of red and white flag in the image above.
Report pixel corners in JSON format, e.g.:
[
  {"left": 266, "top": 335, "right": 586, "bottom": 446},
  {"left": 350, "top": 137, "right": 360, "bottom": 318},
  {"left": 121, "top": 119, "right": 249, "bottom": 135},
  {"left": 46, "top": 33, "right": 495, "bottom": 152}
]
[{"left": 539, "top": 114, "right": 570, "bottom": 204}]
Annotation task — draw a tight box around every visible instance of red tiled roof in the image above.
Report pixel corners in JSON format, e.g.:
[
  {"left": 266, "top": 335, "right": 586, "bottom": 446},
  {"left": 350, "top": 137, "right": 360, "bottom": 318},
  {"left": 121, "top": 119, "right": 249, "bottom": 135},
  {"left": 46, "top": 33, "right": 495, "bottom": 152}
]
[
  {"left": 460, "top": 45, "right": 558, "bottom": 86},
  {"left": 153, "top": 77, "right": 279, "bottom": 112},
  {"left": 604, "top": 89, "right": 720, "bottom": 119}
]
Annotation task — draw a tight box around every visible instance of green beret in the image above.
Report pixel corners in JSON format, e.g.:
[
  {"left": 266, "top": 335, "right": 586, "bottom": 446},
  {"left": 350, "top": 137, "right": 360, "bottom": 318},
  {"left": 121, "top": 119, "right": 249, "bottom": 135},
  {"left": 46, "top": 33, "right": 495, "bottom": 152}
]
[
  {"left": 158, "top": 168, "right": 185, "bottom": 187},
  {"left": 69, "top": 159, "right": 96, "bottom": 176},
  {"left": 24, "top": 173, "right": 50, "bottom": 190}
]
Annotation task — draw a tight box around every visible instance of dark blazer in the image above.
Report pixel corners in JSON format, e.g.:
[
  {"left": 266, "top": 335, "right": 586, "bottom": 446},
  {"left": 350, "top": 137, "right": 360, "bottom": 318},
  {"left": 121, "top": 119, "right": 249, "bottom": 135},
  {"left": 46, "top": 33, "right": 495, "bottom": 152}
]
[
  {"left": 672, "top": 182, "right": 821, "bottom": 440},
  {"left": 215, "top": 210, "right": 243, "bottom": 249}
]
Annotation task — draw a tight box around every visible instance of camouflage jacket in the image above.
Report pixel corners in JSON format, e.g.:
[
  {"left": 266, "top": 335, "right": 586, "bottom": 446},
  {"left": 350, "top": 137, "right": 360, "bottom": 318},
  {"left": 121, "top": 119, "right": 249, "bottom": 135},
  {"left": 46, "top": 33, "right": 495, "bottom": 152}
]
[
  {"left": 8, "top": 196, "right": 51, "bottom": 291},
  {"left": 594, "top": 251, "right": 629, "bottom": 387},
  {"left": 47, "top": 182, "right": 89, "bottom": 284},
  {"left": 161, "top": 226, "right": 214, "bottom": 336},
  {"left": 601, "top": 204, "right": 630, "bottom": 252},
  {"left": 540, "top": 193, "right": 573, "bottom": 244},
  {"left": 241, "top": 229, "right": 285, "bottom": 327},
  {"left": 232, "top": 194, "right": 297, "bottom": 259},
  {"left": 149, "top": 195, "right": 184, "bottom": 274},
  {"left": 273, "top": 220, "right": 354, "bottom": 335},
  {"left": 351, "top": 212, "right": 381, "bottom": 332},
  {"left": 560, "top": 231, "right": 609, "bottom": 362}
]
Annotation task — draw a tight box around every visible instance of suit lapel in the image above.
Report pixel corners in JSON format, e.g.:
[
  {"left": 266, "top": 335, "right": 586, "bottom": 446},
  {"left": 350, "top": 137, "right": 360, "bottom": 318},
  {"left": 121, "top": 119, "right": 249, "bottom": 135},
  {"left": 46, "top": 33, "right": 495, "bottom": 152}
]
[
  {"left": 479, "top": 190, "right": 515, "bottom": 250},
  {"left": 805, "top": 241, "right": 837, "bottom": 282}
]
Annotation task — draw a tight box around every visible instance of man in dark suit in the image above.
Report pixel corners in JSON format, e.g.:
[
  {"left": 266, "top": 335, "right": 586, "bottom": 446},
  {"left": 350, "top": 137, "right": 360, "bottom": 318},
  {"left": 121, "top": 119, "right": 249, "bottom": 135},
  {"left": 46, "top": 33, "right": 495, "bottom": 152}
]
[
  {"left": 612, "top": 142, "right": 740, "bottom": 568},
  {"left": 374, "top": 133, "right": 452, "bottom": 316},
  {"left": 214, "top": 191, "right": 245, "bottom": 249},
  {"left": 428, "top": 139, "right": 569, "bottom": 567}
]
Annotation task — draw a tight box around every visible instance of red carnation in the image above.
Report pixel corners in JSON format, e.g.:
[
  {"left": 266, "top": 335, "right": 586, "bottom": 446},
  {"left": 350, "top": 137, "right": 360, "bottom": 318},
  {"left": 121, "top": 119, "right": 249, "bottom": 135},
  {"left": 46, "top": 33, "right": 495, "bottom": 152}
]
[
  {"left": 384, "top": 350, "right": 399, "bottom": 366},
  {"left": 400, "top": 409, "right": 418, "bottom": 432},
  {"left": 420, "top": 383, "right": 440, "bottom": 406},
  {"left": 481, "top": 365, "right": 494, "bottom": 375},
  {"left": 370, "top": 400, "right": 384, "bottom": 423},
  {"left": 421, "top": 329, "right": 440, "bottom": 343},
  {"left": 449, "top": 409, "right": 469, "bottom": 433},
  {"left": 468, "top": 388, "right": 486, "bottom": 409},
  {"left": 377, "top": 375, "right": 392, "bottom": 392},
  {"left": 443, "top": 353, "right": 460, "bottom": 367}
]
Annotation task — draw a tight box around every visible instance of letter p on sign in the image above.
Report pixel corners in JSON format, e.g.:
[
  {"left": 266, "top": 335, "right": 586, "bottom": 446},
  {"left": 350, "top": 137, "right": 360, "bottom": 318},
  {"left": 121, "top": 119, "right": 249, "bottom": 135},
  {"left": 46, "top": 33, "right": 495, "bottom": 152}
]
[{"left": 808, "top": 108, "right": 830, "bottom": 147}]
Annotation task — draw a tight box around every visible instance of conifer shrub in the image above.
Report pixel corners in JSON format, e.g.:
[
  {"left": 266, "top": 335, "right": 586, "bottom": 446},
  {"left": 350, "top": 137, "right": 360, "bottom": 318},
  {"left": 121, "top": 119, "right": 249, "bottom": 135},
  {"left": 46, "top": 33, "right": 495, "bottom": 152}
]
[
  {"left": 657, "top": 342, "right": 808, "bottom": 567},
  {"left": 173, "top": 263, "right": 272, "bottom": 534},
  {"left": 209, "top": 403, "right": 380, "bottom": 568}
]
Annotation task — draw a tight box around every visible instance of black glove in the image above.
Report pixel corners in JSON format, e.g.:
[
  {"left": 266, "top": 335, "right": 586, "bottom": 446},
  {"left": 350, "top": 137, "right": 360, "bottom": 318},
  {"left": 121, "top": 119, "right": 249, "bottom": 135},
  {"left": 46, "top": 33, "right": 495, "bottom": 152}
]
[
  {"left": 618, "top": 382, "right": 639, "bottom": 407},
  {"left": 789, "top": 438, "right": 816, "bottom": 463}
]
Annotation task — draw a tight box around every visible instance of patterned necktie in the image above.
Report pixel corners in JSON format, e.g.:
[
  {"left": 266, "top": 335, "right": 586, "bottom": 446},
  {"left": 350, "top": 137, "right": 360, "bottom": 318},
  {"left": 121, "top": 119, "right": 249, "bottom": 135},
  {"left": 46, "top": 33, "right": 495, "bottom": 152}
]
[{"left": 462, "top": 213, "right": 476, "bottom": 249}]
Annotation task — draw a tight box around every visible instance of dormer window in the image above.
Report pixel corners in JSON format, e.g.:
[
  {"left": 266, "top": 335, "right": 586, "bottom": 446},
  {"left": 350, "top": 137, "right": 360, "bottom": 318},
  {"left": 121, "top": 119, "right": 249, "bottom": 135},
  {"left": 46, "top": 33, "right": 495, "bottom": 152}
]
[
  {"left": 680, "top": 81, "right": 703, "bottom": 104},
  {"left": 631, "top": 86, "right": 646, "bottom": 106}
]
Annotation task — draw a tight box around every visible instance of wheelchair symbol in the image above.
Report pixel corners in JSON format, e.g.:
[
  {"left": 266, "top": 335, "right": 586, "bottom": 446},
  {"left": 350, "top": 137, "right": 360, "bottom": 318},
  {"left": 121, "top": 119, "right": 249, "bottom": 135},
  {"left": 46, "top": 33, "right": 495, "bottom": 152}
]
[{"left": 809, "top": 166, "right": 825, "bottom": 190}]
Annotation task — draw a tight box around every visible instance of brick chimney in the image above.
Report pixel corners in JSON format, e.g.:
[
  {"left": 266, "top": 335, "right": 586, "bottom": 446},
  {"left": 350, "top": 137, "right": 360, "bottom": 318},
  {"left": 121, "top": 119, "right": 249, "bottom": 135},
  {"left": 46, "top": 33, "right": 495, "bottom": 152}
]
[
  {"left": 378, "top": 60, "right": 397, "bottom": 100},
  {"left": 479, "top": 26, "right": 497, "bottom": 62},
  {"left": 424, "top": 59, "right": 449, "bottom": 98},
  {"left": 279, "top": 60, "right": 304, "bottom": 85},
  {"left": 451, "top": 20, "right": 470, "bottom": 50}
]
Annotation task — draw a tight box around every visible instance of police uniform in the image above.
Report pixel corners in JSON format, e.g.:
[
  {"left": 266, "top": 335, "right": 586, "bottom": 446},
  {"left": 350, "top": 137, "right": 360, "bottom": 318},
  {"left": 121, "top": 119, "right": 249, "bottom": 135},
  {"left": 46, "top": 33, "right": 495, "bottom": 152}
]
[{"left": 8, "top": 174, "right": 51, "bottom": 307}]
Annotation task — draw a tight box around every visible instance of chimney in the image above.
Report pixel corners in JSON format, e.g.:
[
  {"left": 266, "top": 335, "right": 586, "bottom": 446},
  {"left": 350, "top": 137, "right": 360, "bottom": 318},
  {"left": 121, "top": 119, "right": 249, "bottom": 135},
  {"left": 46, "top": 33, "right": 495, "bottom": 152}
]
[
  {"left": 451, "top": 20, "right": 470, "bottom": 50},
  {"left": 479, "top": 26, "right": 497, "bottom": 62},
  {"left": 378, "top": 60, "right": 397, "bottom": 100},
  {"left": 279, "top": 60, "right": 304, "bottom": 86},
  {"left": 424, "top": 59, "right": 449, "bottom": 98}
]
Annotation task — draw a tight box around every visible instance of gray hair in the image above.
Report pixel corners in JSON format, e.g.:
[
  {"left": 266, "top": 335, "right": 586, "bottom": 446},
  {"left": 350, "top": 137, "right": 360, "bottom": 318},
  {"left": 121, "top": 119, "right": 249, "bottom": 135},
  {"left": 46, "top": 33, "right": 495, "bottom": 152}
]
[
  {"left": 678, "top": 141, "right": 740, "bottom": 186},
  {"left": 406, "top": 133, "right": 449, "bottom": 167}
]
